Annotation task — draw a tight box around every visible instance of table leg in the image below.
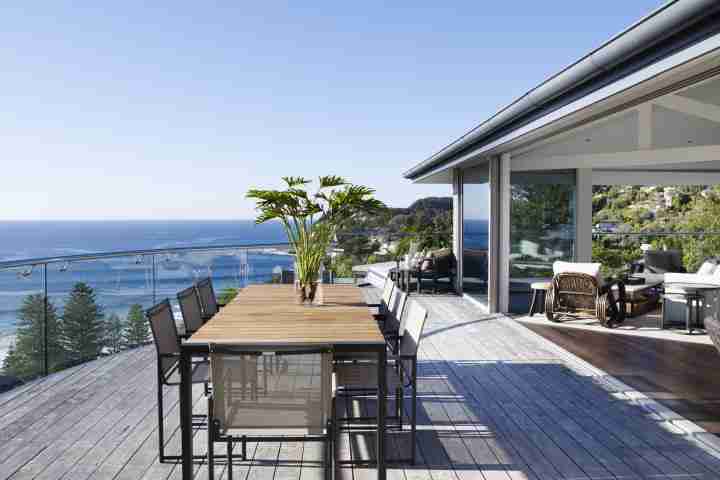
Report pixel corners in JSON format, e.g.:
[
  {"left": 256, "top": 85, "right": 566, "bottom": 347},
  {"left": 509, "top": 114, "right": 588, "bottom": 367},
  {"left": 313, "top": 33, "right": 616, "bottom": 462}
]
[
  {"left": 180, "top": 349, "right": 193, "bottom": 480},
  {"left": 377, "top": 346, "right": 386, "bottom": 480}
]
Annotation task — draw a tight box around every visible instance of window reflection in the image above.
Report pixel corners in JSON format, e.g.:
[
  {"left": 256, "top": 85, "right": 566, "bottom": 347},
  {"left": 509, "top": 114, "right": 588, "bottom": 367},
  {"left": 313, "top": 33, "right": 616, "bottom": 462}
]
[{"left": 509, "top": 171, "right": 576, "bottom": 313}]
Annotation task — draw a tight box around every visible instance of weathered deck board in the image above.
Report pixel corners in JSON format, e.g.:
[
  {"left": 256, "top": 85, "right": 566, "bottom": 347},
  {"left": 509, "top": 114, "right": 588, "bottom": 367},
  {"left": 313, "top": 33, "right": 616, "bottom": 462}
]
[{"left": 2, "top": 287, "right": 720, "bottom": 480}]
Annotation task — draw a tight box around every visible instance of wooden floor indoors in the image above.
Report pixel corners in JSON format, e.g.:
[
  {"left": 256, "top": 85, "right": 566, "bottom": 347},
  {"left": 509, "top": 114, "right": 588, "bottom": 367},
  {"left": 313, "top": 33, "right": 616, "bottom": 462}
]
[
  {"left": 1, "top": 287, "right": 720, "bottom": 479},
  {"left": 519, "top": 319, "right": 720, "bottom": 435}
]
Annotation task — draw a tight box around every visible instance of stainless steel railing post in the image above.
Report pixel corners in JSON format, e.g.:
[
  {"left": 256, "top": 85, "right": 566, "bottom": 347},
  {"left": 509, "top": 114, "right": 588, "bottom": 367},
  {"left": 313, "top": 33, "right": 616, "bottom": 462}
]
[
  {"left": 43, "top": 263, "right": 48, "bottom": 377},
  {"left": 152, "top": 254, "right": 157, "bottom": 305}
]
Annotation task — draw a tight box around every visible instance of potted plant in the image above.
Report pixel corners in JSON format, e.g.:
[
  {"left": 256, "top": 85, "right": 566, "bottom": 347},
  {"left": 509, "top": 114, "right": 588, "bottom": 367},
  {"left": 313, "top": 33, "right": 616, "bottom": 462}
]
[{"left": 247, "top": 176, "right": 385, "bottom": 304}]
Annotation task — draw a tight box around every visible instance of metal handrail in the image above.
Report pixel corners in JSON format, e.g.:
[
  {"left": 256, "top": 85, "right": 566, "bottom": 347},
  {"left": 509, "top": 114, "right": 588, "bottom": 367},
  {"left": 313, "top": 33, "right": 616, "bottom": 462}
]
[
  {"left": 0, "top": 242, "right": 293, "bottom": 380},
  {"left": 0, "top": 242, "right": 292, "bottom": 270},
  {"left": 594, "top": 232, "right": 720, "bottom": 236}
]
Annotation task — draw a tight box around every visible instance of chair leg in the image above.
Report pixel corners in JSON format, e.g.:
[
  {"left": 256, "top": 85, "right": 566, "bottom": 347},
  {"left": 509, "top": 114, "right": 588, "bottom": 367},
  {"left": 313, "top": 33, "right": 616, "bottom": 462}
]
[
  {"left": 410, "top": 380, "right": 417, "bottom": 465},
  {"left": 529, "top": 289, "right": 538, "bottom": 317},
  {"left": 157, "top": 369, "right": 166, "bottom": 462},
  {"left": 227, "top": 440, "right": 233, "bottom": 480},
  {"left": 208, "top": 419, "right": 215, "bottom": 480}
]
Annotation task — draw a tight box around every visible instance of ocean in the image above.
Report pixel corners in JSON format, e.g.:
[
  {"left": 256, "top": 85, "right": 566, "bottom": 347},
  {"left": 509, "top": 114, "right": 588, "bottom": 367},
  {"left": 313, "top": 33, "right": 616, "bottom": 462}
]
[{"left": 0, "top": 221, "right": 292, "bottom": 339}]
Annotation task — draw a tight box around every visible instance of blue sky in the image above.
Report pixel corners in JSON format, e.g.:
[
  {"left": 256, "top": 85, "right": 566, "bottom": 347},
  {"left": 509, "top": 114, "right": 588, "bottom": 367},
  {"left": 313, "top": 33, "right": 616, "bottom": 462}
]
[{"left": 1, "top": 1, "right": 664, "bottom": 220}]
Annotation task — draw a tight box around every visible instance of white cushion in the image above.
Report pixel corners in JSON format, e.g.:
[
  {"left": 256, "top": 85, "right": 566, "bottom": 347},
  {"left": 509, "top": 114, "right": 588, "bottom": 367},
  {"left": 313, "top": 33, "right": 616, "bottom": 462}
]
[
  {"left": 553, "top": 261, "right": 601, "bottom": 278},
  {"left": 664, "top": 272, "right": 720, "bottom": 286},
  {"left": 697, "top": 261, "right": 717, "bottom": 276}
]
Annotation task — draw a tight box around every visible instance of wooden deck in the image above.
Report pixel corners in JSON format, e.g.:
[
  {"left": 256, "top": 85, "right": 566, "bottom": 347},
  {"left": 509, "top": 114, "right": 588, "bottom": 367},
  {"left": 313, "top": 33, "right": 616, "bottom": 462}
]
[{"left": 2, "top": 287, "right": 720, "bottom": 479}]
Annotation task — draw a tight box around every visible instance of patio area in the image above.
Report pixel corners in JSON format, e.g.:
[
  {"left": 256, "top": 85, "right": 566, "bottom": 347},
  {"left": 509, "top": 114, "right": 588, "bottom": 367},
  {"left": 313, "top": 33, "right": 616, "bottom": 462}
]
[
  {"left": 2, "top": 286, "right": 720, "bottom": 480},
  {"left": 516, "top": 307, "right": 715, "bottom": 346}
]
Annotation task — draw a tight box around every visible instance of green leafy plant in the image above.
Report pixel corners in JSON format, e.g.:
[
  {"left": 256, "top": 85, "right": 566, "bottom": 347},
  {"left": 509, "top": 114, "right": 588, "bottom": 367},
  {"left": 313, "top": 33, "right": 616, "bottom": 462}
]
[{"left": 247, "top": 176, "right": 385, "bottom": 300}]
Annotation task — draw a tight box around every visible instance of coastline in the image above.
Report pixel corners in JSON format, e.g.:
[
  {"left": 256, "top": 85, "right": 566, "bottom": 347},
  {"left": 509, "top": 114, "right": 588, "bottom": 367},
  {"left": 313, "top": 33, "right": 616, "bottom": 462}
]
[{"left": 0, "top": 333, "right": 16, "bottom": 369}]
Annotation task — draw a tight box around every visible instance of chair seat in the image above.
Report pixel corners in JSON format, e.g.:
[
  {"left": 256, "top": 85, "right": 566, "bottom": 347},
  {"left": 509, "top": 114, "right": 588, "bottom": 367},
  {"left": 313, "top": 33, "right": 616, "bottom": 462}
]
[
  {"left": 333, "top": 351, "right": 383, "bottom": 361},
  {"left": 335, "top": 363, "right": 403, "bottom": 391},
  {"left": 165, "top": 360, "right": 210, "bottom": 385}
]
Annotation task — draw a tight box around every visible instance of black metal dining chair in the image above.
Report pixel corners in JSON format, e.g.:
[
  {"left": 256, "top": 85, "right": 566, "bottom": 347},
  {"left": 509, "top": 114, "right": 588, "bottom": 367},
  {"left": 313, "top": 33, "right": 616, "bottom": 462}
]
[
  {"left": 196, "top": 277, "right": 219, "bottom": 320},
  {"left": 146, "top": 299, "right": 209, "bottom": 463},
  {"left": 177, "top": 285, "right": 205, "bottom": 338},
  {"left": 335, "top": 300, "right": 428, "bottom": 465},
  {"left": 207, "top": 345, "right": 335, "bottom": 480}
]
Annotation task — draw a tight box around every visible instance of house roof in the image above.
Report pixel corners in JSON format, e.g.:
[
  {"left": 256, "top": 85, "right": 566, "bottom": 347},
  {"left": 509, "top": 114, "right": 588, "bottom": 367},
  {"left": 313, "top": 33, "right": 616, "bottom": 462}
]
[{"left": 404, "top": 0, "right": 720, "bottom": 181}]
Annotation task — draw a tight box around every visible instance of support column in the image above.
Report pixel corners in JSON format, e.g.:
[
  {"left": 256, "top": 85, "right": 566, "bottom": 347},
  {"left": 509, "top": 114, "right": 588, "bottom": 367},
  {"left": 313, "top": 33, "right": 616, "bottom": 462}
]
[
  {"left": 452, "top": 168, "right": 464, "bottom": 294},
  {"left": 498, "top": 154, "right": 511, "bottom": 313},
  {"left": 575, "top": 168, "right": 593, "bottom": 262}
]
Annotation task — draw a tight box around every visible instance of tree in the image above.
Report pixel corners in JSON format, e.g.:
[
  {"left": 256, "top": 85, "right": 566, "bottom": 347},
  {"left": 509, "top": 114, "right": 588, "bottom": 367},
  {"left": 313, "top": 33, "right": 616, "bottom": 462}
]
[
  {"left": 105, "top": 313, "right": 126, "bottom": 353},
  {"left": 3, "top": 294, "right": 64, "bottom": 379},
  {"left": 124, "top": 303, "right": 149, "bottom": 347},
  {"left": 60, "top": 282, "right": 104, "bottom": 364}
]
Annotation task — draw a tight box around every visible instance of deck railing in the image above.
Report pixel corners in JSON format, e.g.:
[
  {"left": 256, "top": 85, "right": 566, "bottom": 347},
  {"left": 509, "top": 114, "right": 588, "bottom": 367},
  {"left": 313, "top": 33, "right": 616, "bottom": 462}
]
[{"left": 0, "top": 243, "right": 291, "bottom": 387}]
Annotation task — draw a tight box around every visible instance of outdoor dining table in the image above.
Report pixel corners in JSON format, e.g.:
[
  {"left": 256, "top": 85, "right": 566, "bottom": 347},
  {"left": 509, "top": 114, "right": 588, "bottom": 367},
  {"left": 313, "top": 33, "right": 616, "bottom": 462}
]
[{"left": 178, "top": 283, "right": 388, "bottom": 480}]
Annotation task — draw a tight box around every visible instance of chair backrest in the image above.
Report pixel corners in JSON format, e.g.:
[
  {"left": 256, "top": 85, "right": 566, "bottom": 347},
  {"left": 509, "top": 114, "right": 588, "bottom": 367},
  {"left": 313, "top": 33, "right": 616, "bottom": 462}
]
[
  {"left": 209, "top": 346, "right": 333, "bottom": 435},
  {"left": 146, "top": 300, "right": 181, "bottom": 379},
  {"left": 177, "top": 286, "right": 204, "bottom": 334},
  {"left": 197, "top": 277, "right": 219, "bottom": 318},
  {"left": 381, "top": 276, "right": 395, "bottom": 306},
  {"left": 398, "top": 301, "right": 428, "bottom": 358},
  {"left": 644, "top": 250, "right": 685, "bottom": 274},
  {"left": 385, "top": 288, "right": 408, "bottom": 332}
]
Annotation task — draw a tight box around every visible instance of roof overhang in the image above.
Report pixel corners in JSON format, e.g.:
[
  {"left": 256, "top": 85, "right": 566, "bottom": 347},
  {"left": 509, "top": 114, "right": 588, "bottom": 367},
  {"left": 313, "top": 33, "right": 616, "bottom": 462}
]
[{"left": 406, "top": 0, "right": 720, "bottom": 183}]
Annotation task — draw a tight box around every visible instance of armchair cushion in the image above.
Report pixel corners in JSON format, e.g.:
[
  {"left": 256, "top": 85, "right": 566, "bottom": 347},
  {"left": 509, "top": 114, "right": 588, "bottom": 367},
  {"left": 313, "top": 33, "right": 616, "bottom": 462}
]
[
  {"left": 553, "top": 261, "right": 603, "bottom": 284},
  {"left": 698, "top": 260, "right": 718, "bottom": 276},
  {"left": 664, "top": 272, "right": 720, "bottom": 287}
]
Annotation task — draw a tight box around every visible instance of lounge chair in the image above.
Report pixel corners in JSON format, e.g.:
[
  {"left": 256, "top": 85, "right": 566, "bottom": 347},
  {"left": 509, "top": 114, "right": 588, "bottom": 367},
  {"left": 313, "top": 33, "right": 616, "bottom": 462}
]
[
  {"left": 412, "top": 249, "right": 456, "bottom": 294},
  {"left": 545, "top": 261, "right": 625, "bottom": 327}
]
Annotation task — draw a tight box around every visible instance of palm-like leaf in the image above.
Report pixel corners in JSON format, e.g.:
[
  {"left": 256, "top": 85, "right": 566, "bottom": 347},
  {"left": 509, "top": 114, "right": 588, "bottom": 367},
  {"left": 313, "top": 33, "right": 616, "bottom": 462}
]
[
  {"left": 318, "top": 175, "right": 347, "bottom": 189},
  {"left": 247, "top": 176, "right": 387, "bottom": 286}
]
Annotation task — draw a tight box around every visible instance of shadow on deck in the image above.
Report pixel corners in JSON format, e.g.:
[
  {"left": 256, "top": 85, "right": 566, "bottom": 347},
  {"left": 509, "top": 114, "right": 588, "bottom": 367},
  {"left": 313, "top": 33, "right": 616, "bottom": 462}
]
[{"left": 1, "top": 289, "right": 720, "bottom": 479}]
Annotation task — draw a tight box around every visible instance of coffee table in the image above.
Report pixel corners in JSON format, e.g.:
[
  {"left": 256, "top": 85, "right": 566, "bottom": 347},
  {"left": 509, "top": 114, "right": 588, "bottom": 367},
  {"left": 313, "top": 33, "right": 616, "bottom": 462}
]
[
  {"left": 612, "top": 279, "right": 663, "bottom": 317},
  {"left": 662, "top": 282, "right": 720, "bottom": 334}
]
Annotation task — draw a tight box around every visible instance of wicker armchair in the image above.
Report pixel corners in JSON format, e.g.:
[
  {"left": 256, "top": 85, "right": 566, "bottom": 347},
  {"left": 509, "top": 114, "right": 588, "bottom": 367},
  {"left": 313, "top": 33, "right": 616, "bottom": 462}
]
[{"left": 545, "top": 272, "right": 625, "bottom": 327}]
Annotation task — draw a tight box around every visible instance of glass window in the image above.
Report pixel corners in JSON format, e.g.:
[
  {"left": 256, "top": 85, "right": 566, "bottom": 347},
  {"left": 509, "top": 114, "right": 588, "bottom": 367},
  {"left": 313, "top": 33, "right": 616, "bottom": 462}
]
[
  {"left": 509, "top": 171, "right": 576, "bottom": 313},
  {"left": 462, "top": 164, "right": 490, "bottom": 304}
]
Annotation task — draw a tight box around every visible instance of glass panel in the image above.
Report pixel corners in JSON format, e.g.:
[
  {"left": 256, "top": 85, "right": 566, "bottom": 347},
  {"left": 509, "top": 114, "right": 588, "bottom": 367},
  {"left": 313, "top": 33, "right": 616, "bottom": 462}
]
[
  {"left": 509, "top": 171, "right": 576, "bottom": 313},
  {"left": 47, "top": 256, "right": 155, "bottom": 369},
  {"left": 463, "top": 164, "right": 491, "bottom": 303},
  {"left": 0, "top": 266, "right": 45, "bottom": 384}
]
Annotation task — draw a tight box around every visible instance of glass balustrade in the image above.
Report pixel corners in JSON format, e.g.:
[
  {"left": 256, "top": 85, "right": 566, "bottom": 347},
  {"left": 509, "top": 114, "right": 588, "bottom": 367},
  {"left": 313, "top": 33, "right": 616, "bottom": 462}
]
[{"left": 0, "top": 244, "right": 292, "bottom": 391}]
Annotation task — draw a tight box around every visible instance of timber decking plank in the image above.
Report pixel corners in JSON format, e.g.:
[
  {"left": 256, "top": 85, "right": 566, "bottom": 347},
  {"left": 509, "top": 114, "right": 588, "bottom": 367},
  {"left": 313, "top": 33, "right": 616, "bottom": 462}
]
[{"left": 4, "top": 286, "right": 720, "bottom": 480}]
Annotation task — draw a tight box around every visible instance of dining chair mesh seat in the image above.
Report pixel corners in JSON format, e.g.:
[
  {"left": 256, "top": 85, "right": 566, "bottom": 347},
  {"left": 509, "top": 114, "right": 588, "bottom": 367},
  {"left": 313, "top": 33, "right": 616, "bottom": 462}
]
[
  {"left": 177, "top": 286, "right": 205, "bottom": 336},
  {"left": 146, "top": 299, "right": 209, "bottom": 463},
  {"left": 207, "top": 346, "right": 335, "bottom": 480},
  {"left": 197, "top": 277, "right": 219, "bottom": 319}
]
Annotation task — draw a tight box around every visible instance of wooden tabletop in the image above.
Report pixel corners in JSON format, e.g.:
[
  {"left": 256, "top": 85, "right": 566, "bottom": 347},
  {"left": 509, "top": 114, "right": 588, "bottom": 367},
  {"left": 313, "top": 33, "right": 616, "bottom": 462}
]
[{"left": 184, "top": 284, "right": 385, "bottom": 347}]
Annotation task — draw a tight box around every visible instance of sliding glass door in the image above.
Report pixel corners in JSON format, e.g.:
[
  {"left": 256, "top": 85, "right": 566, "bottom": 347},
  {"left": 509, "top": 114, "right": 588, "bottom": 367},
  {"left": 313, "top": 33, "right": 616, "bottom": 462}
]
[
  {"left": 462, "top": 164, "right": 491, "bottom": 304},
  {"left": 508, "top": 171, "right": 576, "bottom": 313}
]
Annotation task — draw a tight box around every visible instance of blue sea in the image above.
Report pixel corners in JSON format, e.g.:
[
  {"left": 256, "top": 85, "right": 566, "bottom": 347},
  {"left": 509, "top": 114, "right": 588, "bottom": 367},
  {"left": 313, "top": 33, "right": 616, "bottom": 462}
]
[{"left": 0, "top": 221, "right": 292, "bottom": 337}]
